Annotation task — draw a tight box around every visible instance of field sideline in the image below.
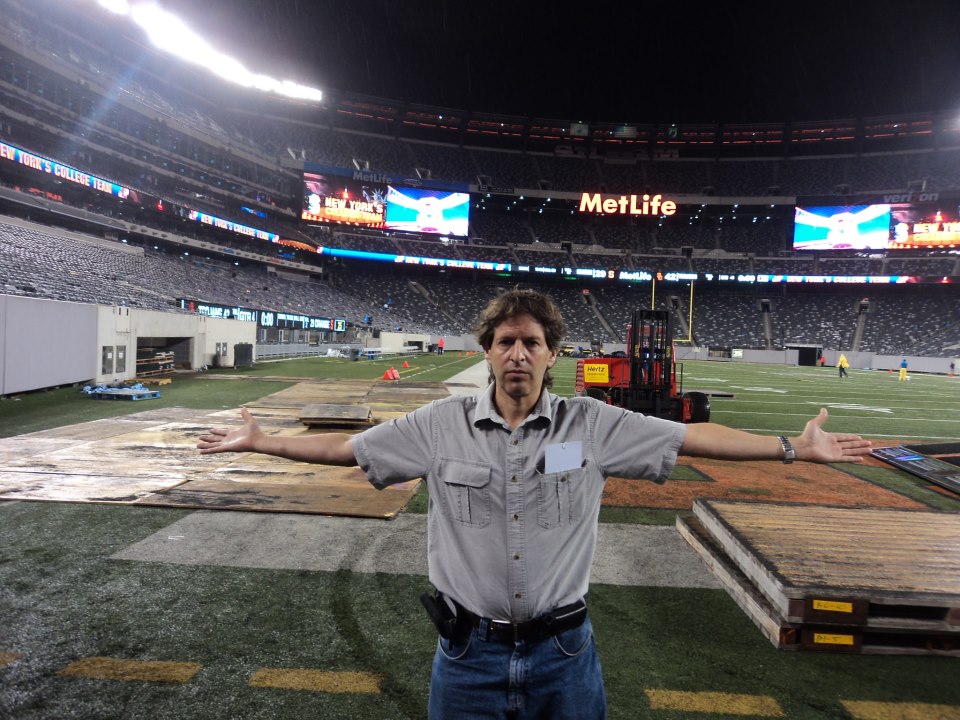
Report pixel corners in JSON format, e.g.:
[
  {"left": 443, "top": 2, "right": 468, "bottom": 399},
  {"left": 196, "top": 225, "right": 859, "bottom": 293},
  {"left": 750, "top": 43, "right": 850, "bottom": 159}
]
[{"left": 1, "top": 355, "right": 959, "bottom": 719}]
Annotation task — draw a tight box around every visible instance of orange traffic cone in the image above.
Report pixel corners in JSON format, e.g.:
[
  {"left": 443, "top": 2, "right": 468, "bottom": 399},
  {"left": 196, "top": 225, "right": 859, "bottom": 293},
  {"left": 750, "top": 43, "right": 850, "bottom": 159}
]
[
  {"left": 382, "top": 369, "right": 393, "bottom": 380},
  {"left": 402, "top": 360, "right": 410, "bottom": 368}
]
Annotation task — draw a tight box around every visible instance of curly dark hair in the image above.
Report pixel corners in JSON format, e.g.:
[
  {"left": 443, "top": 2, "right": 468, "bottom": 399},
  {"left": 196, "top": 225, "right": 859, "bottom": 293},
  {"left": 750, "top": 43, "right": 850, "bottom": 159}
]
[{"left": 474, "top": 288, "right": 566, "bottom": 389}]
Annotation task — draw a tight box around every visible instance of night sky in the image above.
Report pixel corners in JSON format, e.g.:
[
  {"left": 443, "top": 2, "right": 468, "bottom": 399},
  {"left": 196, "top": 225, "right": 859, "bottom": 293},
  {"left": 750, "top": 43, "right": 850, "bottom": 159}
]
[{"left": 144, "top": 1, "right": 960, "bottom": 125}]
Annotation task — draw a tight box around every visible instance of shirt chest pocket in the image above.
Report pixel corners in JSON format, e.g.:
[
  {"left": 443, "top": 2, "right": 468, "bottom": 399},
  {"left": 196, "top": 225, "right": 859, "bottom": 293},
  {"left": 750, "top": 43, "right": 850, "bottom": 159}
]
[
  {"left": 536, "top": 466, "right": 587, "bottom": 529},
  {"left": 438, "top": 459, "right": 492, "bottom": 528}
]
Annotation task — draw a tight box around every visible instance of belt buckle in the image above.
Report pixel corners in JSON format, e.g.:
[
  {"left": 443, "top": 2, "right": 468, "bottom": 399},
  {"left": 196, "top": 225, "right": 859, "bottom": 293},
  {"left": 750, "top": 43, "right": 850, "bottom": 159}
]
[{"left": 489, "top": 619, "right": 521, "bottom": 643}]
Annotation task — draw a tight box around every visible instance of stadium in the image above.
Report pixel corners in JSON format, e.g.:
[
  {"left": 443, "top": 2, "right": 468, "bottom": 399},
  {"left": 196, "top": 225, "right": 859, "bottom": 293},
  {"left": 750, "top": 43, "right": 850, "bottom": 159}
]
[{"left": 1, "top": 1, "right": 959, "bottom": 718}]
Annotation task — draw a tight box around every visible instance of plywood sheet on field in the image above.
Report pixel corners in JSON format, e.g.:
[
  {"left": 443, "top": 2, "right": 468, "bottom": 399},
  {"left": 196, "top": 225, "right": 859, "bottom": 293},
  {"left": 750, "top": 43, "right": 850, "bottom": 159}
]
[
  {"left": 0, "top": 420, "right": 204, "bottom": 502},
  {"left": 142, "top": 400, "right": 420, "bottom": 517},
  {"left": 0, "top": 437, "right": 78, "bottom": 464},
  {"left": 112, "top": 407, "right": 211, "bottom": 424},
  {"left": 603, "top": 457, "right": 929, "bottom": 510},
  {"left": 677, "top": 513, "right": 960, "bottom": 656},
  {"left": 299, "top": 404, "right": 372, "bottom": 427},
  {"left": 676, "top": 514, "right": 797, "bottom": 649},
  {"left": 249, "top": 379, "right": 377, "bottom": 408},
  {"left": 240, "top": 379, "right": 449, "bottom": 422},
  {"left": 14, "top": 423, "right": 199, "bottom": 463},
  {"left": 692, "top": 499, "right": 960, "bottom": 629},
  {"left": 0, "top": 381, "right": 432, "bottom": 518},
  {"left": 222, "top": 380, "right": 447, "bottom": 420},
  {"left": 14, "top": 418, "right": 147, "bottom": 441},
  {"left": 219, "top": 407, "right": 306, "bottom": 426},
  {"left": 136, "top": 469, "right": 419, "bottom": 519},
  {"left": 362, "top": 381, "right": 451, "bottom": 410},
  {"left": 0, "top": 469, "right": 186, "bottom": 503}
]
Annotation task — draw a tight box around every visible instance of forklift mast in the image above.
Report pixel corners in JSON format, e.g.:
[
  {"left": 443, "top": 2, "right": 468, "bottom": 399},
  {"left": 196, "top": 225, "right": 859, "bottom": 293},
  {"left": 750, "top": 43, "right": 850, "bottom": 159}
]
[
  {"left": 628, "top": 309, "right": 674, "bottom": 390},
  {"left": 574, "top": 308, "right": 709, "bottom": 423}
]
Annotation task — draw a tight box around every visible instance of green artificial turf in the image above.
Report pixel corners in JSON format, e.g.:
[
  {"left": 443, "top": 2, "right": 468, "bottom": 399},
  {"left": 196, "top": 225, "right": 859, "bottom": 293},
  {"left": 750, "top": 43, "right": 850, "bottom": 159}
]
[
  {"left": 0, "top": 377, "right": 293, "bottom": 438},
  {"left": 2, "top": 502, "right": 959, "bottom": 719},
  {"left": 0, "top": 503, "right": 960, "bottom": 720},
  {"left": 2, "top": 356, "right": 960, "bottom": 719}
]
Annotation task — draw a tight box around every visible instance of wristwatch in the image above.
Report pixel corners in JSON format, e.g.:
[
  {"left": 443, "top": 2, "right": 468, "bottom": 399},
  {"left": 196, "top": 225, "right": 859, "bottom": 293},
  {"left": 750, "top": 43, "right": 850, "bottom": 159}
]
[{"left": 777, "top": 436, "right": 796, "bottom": 464}]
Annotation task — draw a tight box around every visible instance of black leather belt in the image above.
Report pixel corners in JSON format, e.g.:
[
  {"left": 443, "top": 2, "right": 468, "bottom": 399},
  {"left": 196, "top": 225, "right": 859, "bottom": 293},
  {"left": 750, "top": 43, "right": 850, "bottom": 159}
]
[{"left": 454, "top": 599, "right": 588, "bottom": 644}]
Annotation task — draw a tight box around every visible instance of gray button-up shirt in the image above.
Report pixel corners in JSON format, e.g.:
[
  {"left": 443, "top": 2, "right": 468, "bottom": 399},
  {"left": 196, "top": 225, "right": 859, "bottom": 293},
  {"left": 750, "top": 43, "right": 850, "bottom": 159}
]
[{"left": 353, "top": 385, "right": 686, "bottom": 621}]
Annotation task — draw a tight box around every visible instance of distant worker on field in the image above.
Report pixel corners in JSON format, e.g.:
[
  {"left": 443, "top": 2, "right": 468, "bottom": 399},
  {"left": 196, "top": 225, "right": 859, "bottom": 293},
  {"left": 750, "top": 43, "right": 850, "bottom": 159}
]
[
  {"left": 837, "top": 353, "right": 850, "bottom": 379},
  {"left": 899, "top": 358, "right": 909, "bottom": 382},
  {"left": 437, "top": 336, "right": 445, "bottom": 355}
]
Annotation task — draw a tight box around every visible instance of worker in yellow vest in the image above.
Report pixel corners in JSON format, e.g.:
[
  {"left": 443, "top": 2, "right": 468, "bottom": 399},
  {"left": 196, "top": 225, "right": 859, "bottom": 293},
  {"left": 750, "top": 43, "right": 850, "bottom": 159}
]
[{"left": 837, "top": 353, "right": 850, "bottom": 379}]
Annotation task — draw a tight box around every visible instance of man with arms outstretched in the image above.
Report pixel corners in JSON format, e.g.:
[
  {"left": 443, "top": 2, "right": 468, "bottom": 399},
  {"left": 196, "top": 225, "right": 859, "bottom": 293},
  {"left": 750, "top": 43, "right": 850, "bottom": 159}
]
[{"left": 199, "top": 288, "right": 871, "bottom": 720}]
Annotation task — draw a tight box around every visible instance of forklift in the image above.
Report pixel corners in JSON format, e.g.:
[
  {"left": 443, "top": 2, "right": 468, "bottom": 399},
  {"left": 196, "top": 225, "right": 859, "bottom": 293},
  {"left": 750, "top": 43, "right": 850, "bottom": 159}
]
[{"left": 574, "top": 309, "right": 710, "bottom": 423}]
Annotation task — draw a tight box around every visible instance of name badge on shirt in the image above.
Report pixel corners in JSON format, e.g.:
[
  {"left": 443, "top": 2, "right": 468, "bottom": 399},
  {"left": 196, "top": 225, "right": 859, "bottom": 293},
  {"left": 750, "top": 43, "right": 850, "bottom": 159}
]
[{"left": 545, "top": 441, "right": 583, "bottom": 473}]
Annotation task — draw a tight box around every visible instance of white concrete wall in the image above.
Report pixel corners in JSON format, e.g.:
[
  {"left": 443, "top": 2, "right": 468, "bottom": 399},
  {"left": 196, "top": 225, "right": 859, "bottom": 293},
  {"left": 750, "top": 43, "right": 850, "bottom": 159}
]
[
  {"left": 158, "top": 311, "right": 254, "bottom": 373},
  {"left": 826, "top": 351, "right": 957, "bottom": 375},
  {"left": 199, "top": 315, "right": 257, "bottom": 369},
  {"left": 0, "top": 295, "right": 258, "bottom": 393},
  {"left": 1, "top": 296, "right": 98, "bottom": 394},
  {"left": 429, "top": 334, "right": 480, "bottom": 352},
  {"left": 377, "top": 331, "right": 430, "bottom": 352},
  {"left": 93, "top": 306, "right": 255, "bottom": 382}
]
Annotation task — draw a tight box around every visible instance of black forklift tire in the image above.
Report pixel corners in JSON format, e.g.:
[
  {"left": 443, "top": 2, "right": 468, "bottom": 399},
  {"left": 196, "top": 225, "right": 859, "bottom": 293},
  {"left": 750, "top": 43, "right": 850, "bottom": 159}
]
[{"left": 682, "top": 391, "right": 711, "bottom": 423}]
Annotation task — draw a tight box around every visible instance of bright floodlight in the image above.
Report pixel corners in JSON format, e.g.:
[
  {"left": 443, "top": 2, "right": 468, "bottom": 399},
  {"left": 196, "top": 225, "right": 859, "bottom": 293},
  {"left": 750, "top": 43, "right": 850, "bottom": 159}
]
[
  {"left": 96, "top": 0, "right": 129, "bottom": 13},
  {"left": 96, "top": 0, "right": 322, "bottom": 102}
]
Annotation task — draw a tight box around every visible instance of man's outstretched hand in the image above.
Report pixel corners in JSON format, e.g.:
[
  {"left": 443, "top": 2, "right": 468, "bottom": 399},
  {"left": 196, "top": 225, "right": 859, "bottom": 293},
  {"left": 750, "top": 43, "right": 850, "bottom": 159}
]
[
  {"left": 796, "top": 408, "right": 872, "bottom": 463},
  {"left": 197, "top": 407, "right": 262, "bottom": 455}
]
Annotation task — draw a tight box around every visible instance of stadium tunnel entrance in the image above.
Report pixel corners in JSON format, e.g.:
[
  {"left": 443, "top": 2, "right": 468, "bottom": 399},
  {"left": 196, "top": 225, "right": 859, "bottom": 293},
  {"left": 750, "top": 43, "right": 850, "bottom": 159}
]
[
  {"left": 787, "top": 345, "right": 822, "bottom": 367},
  {"left": 137, "top": 336, "right": 192, "bottom": 374}
]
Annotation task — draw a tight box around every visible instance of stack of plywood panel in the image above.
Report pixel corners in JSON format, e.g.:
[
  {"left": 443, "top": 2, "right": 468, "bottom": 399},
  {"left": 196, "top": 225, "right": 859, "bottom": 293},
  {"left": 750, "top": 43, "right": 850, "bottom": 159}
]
[
  {"left": 677, "top": 499, "right": 960, "bottom": 655},
  {"left": 136, "top": 351, "right": 174, "bottom": 377}
]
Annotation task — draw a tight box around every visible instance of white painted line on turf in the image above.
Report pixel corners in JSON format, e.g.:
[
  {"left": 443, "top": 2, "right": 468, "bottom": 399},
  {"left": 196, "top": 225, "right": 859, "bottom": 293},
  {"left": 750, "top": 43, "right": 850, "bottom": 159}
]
[
  {"left": 726, "top": 428, "right": 960, "bottom": 441},
  {"left": 710, "top": 410, "right": 960, "bottom": 422},
  {"left": 729, "top": 386, "right": 788, "bottom": 393},
  {"left": 706, "top": 398, "right": 960, "bottom": 409},
  {"left": 808, "top": 403, "right": 893, "bottom": 413}
]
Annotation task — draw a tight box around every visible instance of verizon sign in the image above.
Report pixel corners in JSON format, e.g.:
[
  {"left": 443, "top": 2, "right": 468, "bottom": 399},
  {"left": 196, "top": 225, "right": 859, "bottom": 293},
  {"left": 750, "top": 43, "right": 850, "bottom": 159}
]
[{"left": 578, "top": 192, "right": 677, "bottom": 216}]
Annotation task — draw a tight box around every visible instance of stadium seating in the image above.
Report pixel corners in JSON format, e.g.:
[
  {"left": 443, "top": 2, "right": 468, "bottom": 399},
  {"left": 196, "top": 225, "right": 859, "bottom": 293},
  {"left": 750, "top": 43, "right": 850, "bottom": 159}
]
[{"left": 1, "top": 0, "right": 960, "bottom": 361}]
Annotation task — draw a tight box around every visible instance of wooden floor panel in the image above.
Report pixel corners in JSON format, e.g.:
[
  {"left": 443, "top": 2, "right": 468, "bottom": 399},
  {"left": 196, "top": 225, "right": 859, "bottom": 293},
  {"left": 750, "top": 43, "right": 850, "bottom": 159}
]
[
  {"left": 681, "top": 498, "right": 960, "bottom": 654},
  {"left": 0, "top": 380, "right": 446, "bottom": 518}
]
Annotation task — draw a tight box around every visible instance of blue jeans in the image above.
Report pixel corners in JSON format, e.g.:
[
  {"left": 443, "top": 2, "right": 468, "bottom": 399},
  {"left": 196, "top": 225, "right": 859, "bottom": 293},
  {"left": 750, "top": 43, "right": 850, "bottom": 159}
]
[{"left": 428, "top": 616, "right": 606, "bottom": 719}]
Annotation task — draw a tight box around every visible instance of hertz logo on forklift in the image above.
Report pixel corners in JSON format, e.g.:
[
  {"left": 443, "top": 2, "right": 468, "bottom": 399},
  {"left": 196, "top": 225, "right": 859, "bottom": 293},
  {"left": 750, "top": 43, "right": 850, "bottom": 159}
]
[
  {"left": 582, "top": 364, "right": 610, "bottom": 384},
  {"left": 574, "top": 309, "right": 710, "bottom": 424}
]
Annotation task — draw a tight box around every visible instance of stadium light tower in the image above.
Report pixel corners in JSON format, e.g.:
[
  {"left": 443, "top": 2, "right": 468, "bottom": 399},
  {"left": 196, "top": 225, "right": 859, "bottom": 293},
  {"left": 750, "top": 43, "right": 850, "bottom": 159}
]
[{"left": 92, "top": 0, "right": 322, "bottom": 103}]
